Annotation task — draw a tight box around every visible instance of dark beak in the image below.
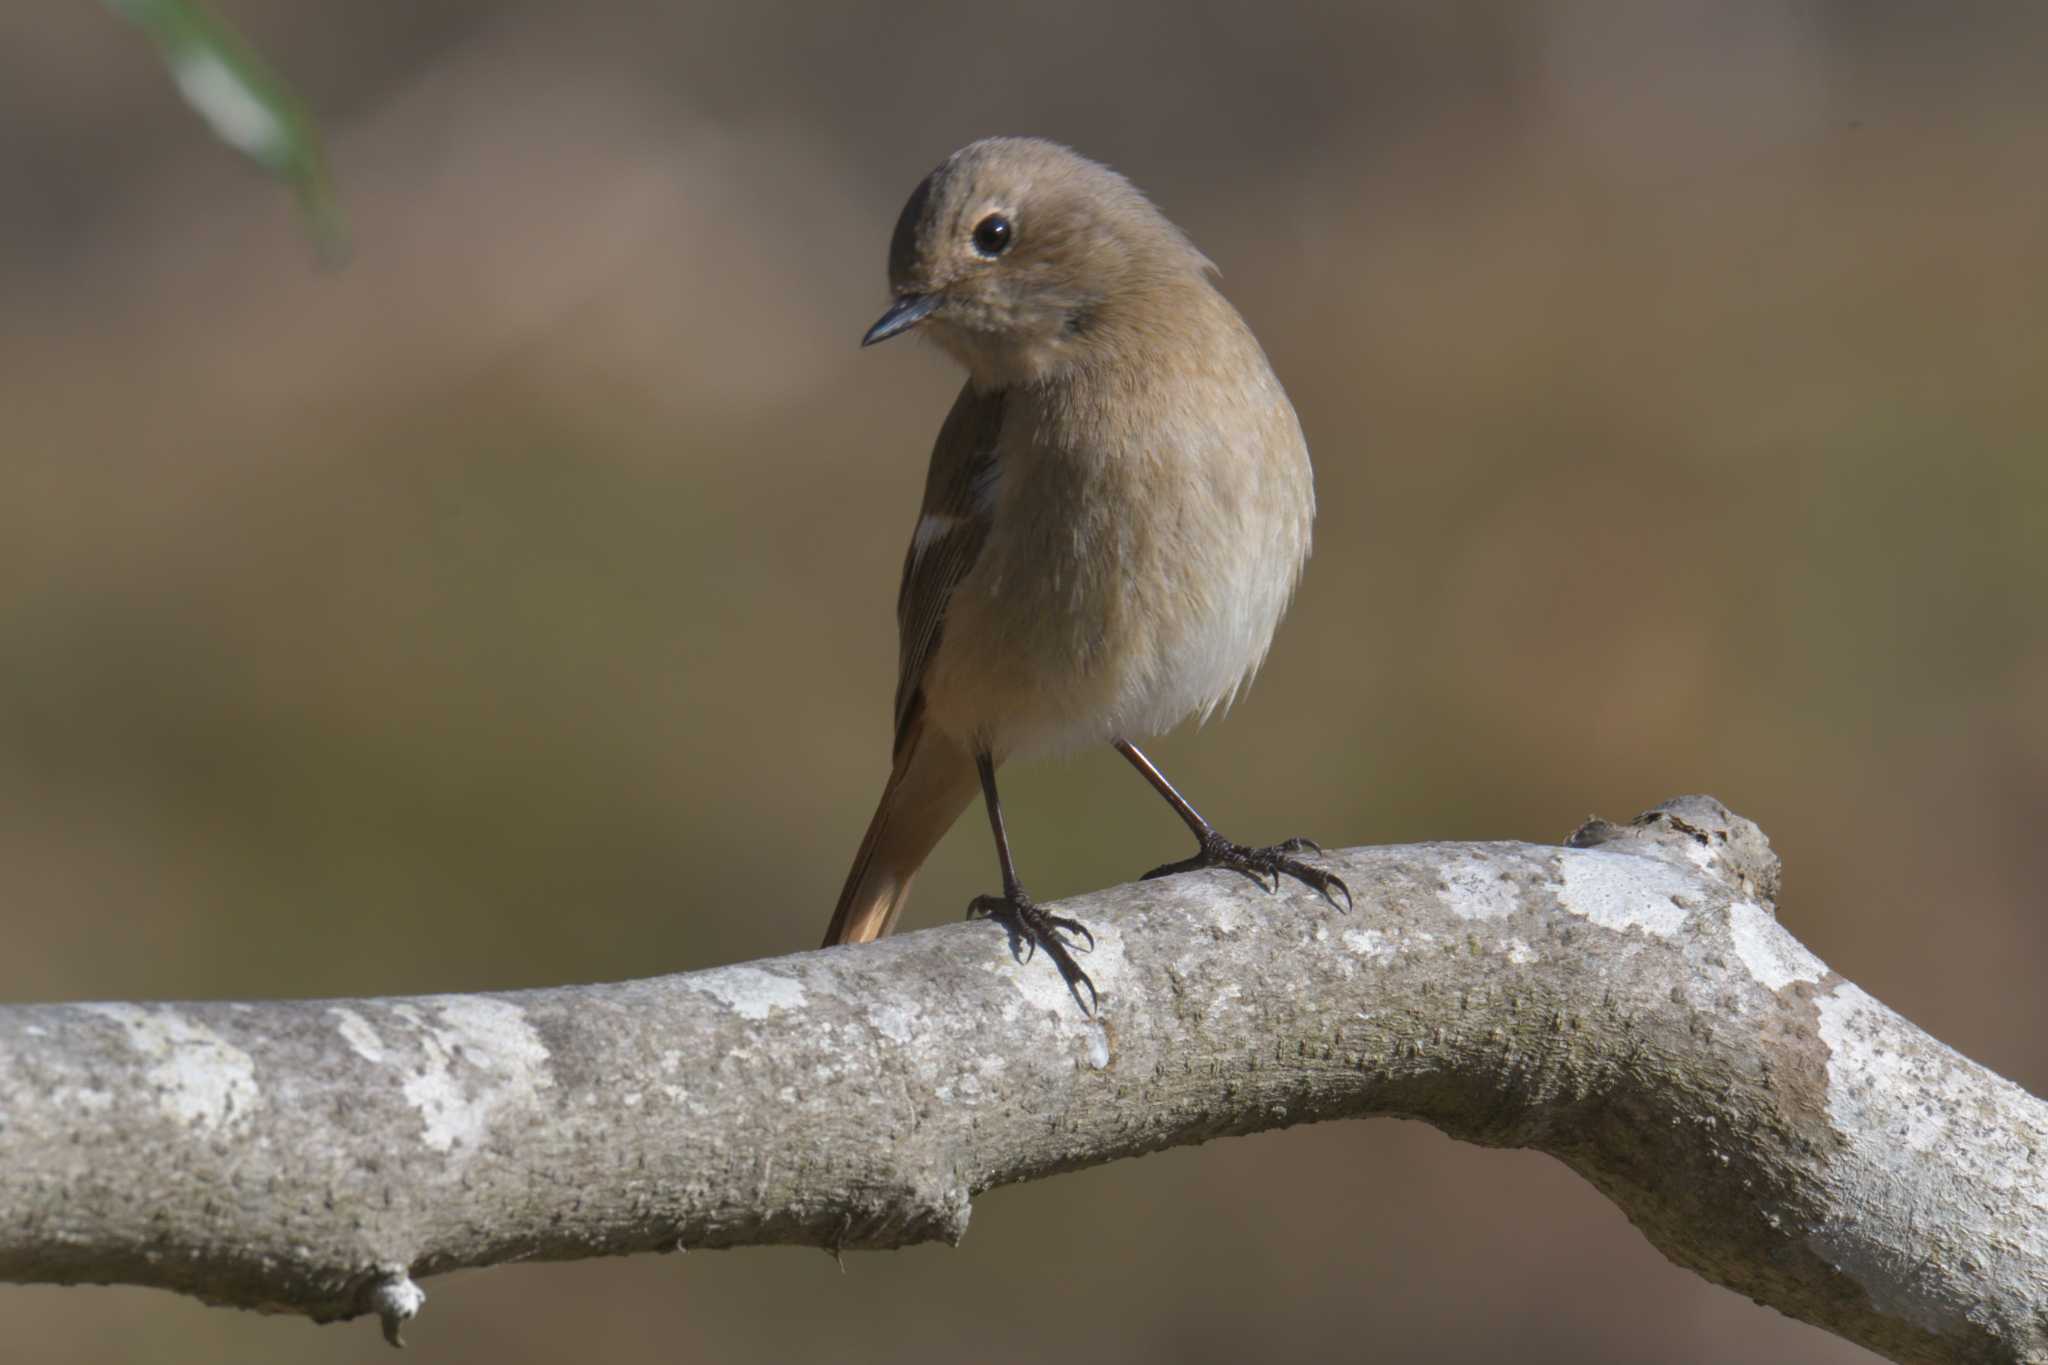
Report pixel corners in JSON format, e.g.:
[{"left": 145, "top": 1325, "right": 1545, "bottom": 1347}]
[{"left": 861, "top": 292, "right": 939, "bottom": 347}]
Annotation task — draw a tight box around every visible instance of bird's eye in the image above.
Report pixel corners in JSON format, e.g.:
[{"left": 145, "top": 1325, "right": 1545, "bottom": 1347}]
[{"left": 970, "top": 214, "right": 1013, "bottom": 258}]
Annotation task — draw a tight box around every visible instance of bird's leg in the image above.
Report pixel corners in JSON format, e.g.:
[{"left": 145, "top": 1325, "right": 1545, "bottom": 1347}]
[
  {"left": 1114, "top": 739, "right": 1350, "bottom": 909},
  {"left": 965, "top": 750, "right": 1097, "bottom": 1012}
]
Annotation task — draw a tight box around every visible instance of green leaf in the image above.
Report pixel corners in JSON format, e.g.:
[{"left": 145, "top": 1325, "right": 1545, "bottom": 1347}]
[{"left": 106, "top": 0, "right": 347, "bottom": 263}]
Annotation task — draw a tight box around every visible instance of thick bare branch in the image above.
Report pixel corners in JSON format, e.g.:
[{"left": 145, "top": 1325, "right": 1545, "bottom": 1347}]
[{"left": 1, "top": 797, "right": 2042, "bottom": 1361}]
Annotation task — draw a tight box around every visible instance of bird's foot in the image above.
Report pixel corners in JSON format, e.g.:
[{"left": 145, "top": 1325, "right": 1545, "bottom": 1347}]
[
  {"left": 967, "top": 889, "right": 1097, "bottom": 1014},
  {"left": 1143, "top": 831, "right": 1351, "bottom": 910}
]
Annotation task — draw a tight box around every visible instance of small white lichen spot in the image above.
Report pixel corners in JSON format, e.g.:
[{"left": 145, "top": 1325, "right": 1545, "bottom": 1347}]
[
  {"left": 691, "top": 966, "right": 808, "bottom": 1021},
  {"left": 1440, "top": 852, "right": 1523, "bottom": 921},
  {"left": 80, "top": 1004, "right": 260, "bottom": 1133},
  {"left": 1555, "top": 849, "right": 1691, "bottom": 937},
  {"left": 329, "top": 1007, "right": 386, "bottom": 1064},
  {"left": 1206, "top": 896, "right": 1251, "bottom": 935},
  {"left": 867, "top": 999, "right": 919, "bottom": 1045},
  {"left": 1728, "top": 902, "right": 1826, "bottom": 992},
  {"left": 390, "top": 996, "right": 554, "bottom": 1155},
  {"left": 1341, "top": 928, "right": 1395, "bottom": 964},
  {"left": 1503, "top": 937, "right": 1538, "bottom": 966}
]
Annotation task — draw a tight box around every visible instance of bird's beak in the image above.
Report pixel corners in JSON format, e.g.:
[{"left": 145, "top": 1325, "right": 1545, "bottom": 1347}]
[{"left": 861, "top": 292, "right": 940, "bottom": 347}]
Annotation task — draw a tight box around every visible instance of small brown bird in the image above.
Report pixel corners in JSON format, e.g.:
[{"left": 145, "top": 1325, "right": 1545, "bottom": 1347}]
[{"left": 823, "top": 138, "right": 1345, "bottom": 1008}]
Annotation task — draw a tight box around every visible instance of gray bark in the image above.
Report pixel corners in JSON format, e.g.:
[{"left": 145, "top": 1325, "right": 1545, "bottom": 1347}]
[{"left": 1, "top": 797, "right": 2042, "bottom": 1361}]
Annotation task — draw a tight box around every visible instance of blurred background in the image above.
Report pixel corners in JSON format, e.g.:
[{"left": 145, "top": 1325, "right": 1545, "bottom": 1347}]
[{"left": 4, "top": 2, "right": 2045, "bottom": 1360}]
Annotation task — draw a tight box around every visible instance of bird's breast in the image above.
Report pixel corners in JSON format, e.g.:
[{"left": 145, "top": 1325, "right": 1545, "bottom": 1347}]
[{"left": 923, "top": 347, "right": 1313, "bottom": 759}]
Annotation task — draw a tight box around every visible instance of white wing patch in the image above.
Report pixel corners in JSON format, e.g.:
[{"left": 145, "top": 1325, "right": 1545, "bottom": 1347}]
[
  {"left": 912, "top": 513, "right": 959, "bottom": 559},
  {"left": 968, "top": 456, "right": 1004, "bottom": 514}
]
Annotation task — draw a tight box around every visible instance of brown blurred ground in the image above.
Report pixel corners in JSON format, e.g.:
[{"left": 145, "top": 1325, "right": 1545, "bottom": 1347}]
[{"left": 4, "top": 3, "right": 2045, "bottom": 1361}]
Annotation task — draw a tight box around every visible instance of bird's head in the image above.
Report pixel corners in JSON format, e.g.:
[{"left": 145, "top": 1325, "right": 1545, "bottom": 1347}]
[{"left": 862, "top": 138, "right": 1211, "bottom": 388}]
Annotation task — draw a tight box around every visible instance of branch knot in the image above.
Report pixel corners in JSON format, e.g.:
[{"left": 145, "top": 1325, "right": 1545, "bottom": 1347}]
[{"left": 1567, "top": 795, "right": 1782, "bottom": 908}]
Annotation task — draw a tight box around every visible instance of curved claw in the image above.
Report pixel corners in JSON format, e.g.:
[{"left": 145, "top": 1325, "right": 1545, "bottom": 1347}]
[
  {"left": 1293, "top": 866, "right": 1351, "bottom": 912},
  {"left": 1141, "top": 833, "right": 1345, "bottom": 909},
  {"left": 965, "top": 892, "right": 1098, "bottom": 1014},
  {"left": 1269, "top": 856, "right": 1349, "bottom": 912},
  {"left": 1040, "top": 936, "right": 1098, "bottom": 1015},
  {"left": 1045, "top": 914, "right": 1095, "bottom": 954}
]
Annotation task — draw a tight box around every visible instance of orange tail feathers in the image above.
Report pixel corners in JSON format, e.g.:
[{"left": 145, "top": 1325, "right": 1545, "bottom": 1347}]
[{"left": 821, "top": 719, "right": 978, "bottom": 947}]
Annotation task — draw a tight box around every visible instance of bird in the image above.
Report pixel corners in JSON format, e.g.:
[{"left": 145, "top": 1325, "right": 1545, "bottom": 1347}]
[{"left": 822, "top": 137, "right": 1346, "bottom": 1010}]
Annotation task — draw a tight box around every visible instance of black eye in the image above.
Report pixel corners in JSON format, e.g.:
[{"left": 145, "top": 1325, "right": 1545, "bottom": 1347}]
[{"left": 970, "top": 214, "right": 1013, "bottom": 258}]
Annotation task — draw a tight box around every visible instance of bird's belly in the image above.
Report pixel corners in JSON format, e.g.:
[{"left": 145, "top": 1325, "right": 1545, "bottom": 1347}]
[{"left": 923, "top": 491, "right": 1303, "bottom": 760}]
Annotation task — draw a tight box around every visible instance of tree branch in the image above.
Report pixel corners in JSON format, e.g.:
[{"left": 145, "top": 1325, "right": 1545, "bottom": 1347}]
[{"left": 2, "top": 797, "right": 2041, "bottom": 1361}]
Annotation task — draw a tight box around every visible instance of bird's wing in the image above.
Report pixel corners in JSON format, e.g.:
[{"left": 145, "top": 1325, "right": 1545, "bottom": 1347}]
[{"left": 892, "top": 383, "right": 1006, "bottom": 759}]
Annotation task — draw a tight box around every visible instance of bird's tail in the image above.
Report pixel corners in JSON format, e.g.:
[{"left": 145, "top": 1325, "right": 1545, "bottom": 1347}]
[{"left": 821, "top": 717, "right": 979, "bottom": 947}]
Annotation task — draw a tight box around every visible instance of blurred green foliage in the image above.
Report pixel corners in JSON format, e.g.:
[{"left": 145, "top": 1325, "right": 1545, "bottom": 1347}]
[{"left": 105, "top": 0, "right": 344, "bottom": 259}]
